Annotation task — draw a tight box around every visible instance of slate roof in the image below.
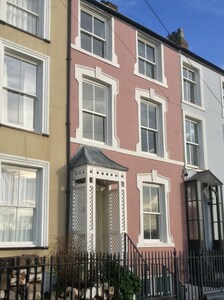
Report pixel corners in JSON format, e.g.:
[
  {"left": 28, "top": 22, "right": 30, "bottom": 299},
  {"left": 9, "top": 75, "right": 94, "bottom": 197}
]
[
  {"left": 70, "top": 145, "right": 128, "bottom": 171},
  {"left": 186, "top": 170, "right": 222, "bottom": 185}
]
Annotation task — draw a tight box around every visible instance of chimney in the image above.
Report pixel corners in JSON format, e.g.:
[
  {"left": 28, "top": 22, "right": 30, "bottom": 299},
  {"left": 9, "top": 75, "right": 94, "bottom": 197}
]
[
  {"left": 167, "top": 28, "right": 188, "bottom": 49},
  {"left": 100, "top": 1, "right": 118, "bottom": 11}
]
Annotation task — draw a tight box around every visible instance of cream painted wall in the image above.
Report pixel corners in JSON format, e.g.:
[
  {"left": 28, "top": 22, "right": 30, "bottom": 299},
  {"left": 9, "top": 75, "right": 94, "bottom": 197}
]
[{"left": 0, "top": 2, "right": 67, "bottom": 256}]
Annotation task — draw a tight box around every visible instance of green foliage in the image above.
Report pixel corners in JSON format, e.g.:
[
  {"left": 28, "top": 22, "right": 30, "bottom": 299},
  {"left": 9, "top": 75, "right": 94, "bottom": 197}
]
[{"left": 103, "top": 261, "right": 141, "bottom": 300}]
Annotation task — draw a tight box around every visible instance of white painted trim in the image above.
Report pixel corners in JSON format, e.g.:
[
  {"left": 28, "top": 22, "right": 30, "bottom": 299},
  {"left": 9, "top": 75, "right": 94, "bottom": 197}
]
[
  {"left": 137, "top": 170, "right": 174, "bottom": 247},
  {"left": 74, "top": 0, "right": 119, "bottom": 67},
  {"left": 0, "top": 38, "right": 49, "bottom": 134},
  {"left": 183, "top": 111, "right": 208, "bottom": 170},
  {"left": 180, "top": 55, "right": 205, "bottom": 109},
  {"left": 134, "top": 31, "right": 168, "bottom": 88},
  {"left": 135, "top": 87, "right": 169, "bottom": 159},
  {"left": 75, "top": 64, "right": 119, "bottom": 147},
  {"left": 0, "top": 153, "right": 49, "bottom": 248}
]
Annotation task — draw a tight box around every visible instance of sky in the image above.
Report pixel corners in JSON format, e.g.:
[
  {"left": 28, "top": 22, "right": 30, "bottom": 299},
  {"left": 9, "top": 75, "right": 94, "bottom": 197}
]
[{"left": 108, "top": 0, "right": 224, "bottom": 69}]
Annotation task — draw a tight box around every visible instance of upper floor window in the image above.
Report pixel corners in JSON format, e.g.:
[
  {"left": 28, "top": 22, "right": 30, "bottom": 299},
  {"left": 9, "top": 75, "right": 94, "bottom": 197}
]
[
  {"left": 0, "top": 0, "right": 50, "bottom": 39},
  {"left": 135, "top": 34, "right": 167, "bottom": 86},
  {"left": 182, "top": 64, "right": 201, "bottom": 106},
  {"left": 136, "top": 88, "right": 168, "bottom": 159},
  {"left": 75, "top": 65, "right": 118, "bottom": 147},
  {"left": 221, "top": 81, "right": 224, "bottom": 117},
  {"left": 0, "top": 154, "right": 49, "bottom": 248},
  {"left": 141, "top": 101, "right": 158, "bottom": 154},
  {"left": 82, "top": 80, "right": 107, "bottom": 143},
  {"left": 79, "top": 5, "right": 114, "bottom": 62},
  {"left": 0, "top": 40, "right": 49, "bottom": 134},
  {"left": 138, "top": 40, "right": 156, "bottom": 79},
  {"left": 81, "top": 10, "right": 106, "bottom": 58},
  {"left": 185, "top": 117, "right": 205, "bottom": 168}
]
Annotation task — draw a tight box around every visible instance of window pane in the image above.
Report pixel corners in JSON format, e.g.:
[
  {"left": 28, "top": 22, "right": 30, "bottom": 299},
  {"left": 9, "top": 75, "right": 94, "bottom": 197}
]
[
  {"left": 0, "top": 207, "right": 17, "bottom": 242},
  {"left": 143, "top": 186, "right": 150, "bottom": 212},
  {"left": 185, "top": 120, "right": 190, "bottom": 141},
  {"left": 95, "top": 86, "right": 106, "bottom": 114},
  {"left": 138, "top": 40, "right": 145, "bottom": 58},
  {"left": 81, "top": 11, "right": 92, "bottom": 32},
  {"left": 141, "top": 102, "right": 148, "bottom": 127},
  {"left": 19, "top": 95, "right": 34, "bottom": 129},
  {"left": 4, "top": 55, "right": 21, "bottom": 90},
  {"left": 83, "top": 112, "right": 93, "bottom": 139},
  {"left": 17, "top": 207, "right": 34, "bottom": 242},
  {"left": 94, "top": 115, "right": 104, "bottom": 142},
  {"left": 138, "top": 59, "right": 145, "bottom": 75},
  {"left": 143, "top": 214, "right": 160, "bottom": 239},
  {"left": 19, "top": 169, "right": 36, "bottom": 207},
  {"left": 192, "top": 122, "right": 198, "bottom": 143},
  {"left": 148, "top": 130, "right": 156, "bottom": 153},
  {"left": 141, "top": 128, "right": 148, "bottom": 152},
  {"left": 1, "top": 166, "right": 19, "bottom": 205},
  {"left": 146, "top": 62, "right": 154, "bottom": 78},
  {"left": 188, "top": 69, "right": 195, "bottom": 81},
  {"left": 81, "top": 32, "right": 92, "bottom": 52},
  {"left": 148, "top": 105, "right": 156, "bottom": 129},
  {"left": 93, "top": 38, "right": 104, "bottom": 57},
  {"left": 7, "top": 91, "right": 20, "bottom": 125},
  {"left": 21, "top": 61, "right": 37, "bottom": 95},
  {"left": 146, "top": 45, "right": 155, "bottom": 62},
  {"left": 83, "top": 82, "right": 94, "bottom": 111},
  {"left": 94, "top": 17, "right": 105, "bottom": 38},
  {"left": 150, "top": 187, "right": 159, "bottom": 212},
  {"left": 191, "top": 144, "right": 198, "bottom": 166}
]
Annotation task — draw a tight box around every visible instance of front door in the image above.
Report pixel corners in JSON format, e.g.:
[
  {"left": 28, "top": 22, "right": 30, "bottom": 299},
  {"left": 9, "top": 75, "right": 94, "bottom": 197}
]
[{"left": 95, "top": 180, "right": 120, "bottom": 253}]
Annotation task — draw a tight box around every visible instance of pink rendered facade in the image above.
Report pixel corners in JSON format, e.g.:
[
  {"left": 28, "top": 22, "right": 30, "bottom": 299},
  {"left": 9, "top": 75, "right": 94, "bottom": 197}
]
[{"left": 69, "top": 0, "right": 187, "bottom": 253}]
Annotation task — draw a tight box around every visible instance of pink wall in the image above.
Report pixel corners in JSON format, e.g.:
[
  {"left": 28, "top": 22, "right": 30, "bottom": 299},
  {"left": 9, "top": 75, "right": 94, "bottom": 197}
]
[{"left": 70, "top": 2, "right": 187, "bottom": 252}]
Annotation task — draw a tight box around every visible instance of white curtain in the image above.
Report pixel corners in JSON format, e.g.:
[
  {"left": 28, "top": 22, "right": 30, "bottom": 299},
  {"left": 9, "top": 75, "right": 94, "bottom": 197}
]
[
  {"left": 0, "top": 166, "right": 36, "bottom": 242},
  {"left": 6, "top": 0, "right": 39, "bottom": 35}
]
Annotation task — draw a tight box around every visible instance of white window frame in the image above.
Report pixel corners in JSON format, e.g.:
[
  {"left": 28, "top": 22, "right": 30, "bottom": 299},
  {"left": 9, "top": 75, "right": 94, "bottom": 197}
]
[
  {"left": 183, "top": 66, "right": 196, "bottom": 103},
  {"left": 140, "top": 100, "right": 158, "bottom": 155},
  {"left": 0, "top": 153, "right": 49, "bottom": 248},
  {"left": 0, "top": 39, "right": 49, "bottom": 134},
  {"left": 134, "top": 32, "right": 167, "bottom": 87},
  {"left": 137, "top": 170, "right": 173, "bottom": 247},
  {"left": 75, "top": 65, "right": 119, "bottom": 148},
  {"left": 82, "top": 79, "right": 108, "bottom": 143},
  {"left": 181, "top": 57, "right": 203, "bottom": 108},
  {"left": 73, "top": 1, "right": 118, "bottom": 67},
  {"left": 136, "top": 88, "right": 168, "bottom": 159},
  {"left": 184, "top": 114, "right": 206, "bottom": 169},
  {"left": 0, "top": 0, "right": 51, "bottom": 39}
]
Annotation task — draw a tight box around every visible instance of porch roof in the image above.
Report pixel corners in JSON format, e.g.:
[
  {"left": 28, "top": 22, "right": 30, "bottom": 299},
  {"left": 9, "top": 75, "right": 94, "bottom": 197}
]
[
  {"left": 186, "top": 170, "right": 223, "bottom": 185},
  {"left": 70, "top": 146, "right": 128, "bottom": 171}
]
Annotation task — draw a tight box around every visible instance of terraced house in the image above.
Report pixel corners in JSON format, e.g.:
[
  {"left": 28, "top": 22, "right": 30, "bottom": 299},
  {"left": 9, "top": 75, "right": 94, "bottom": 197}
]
[{"left": 0, "top": 0, "right": 67, "bottom": 256}]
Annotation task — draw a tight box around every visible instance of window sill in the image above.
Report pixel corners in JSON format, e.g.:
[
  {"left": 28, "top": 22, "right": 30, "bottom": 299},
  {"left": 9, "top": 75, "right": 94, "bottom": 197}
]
[
  {"left": 137, "top": 242, "right": 175, "bottom": 248},
  {"left": 0, "top": 21, "right": 50, "bottom": 42},
  {"left": 0, "top": 246, "right": 48, "bottom": 250},
  {"left": 71, "top": 44, "right": 120, "bottom": 68},
  {"left": 0, "top": 123, "right": 49, "bottom": 137},
  {"left": 133, "top": 71, "right": 168, "bottom": 88},
  {"left": 182, "top": 100, "right": 205, "bottom": 111}
]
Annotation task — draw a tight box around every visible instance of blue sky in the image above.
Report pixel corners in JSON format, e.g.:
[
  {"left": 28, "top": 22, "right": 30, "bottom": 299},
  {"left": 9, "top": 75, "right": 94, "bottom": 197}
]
[{"left": 109, "top": 0, "right": 224, "bottom": 69}]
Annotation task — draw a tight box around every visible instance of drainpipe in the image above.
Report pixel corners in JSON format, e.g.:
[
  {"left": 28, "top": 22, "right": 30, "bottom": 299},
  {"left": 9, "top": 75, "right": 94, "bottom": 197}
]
[{"left": 65, "top": 0, "right": 72, "bottom": 247}]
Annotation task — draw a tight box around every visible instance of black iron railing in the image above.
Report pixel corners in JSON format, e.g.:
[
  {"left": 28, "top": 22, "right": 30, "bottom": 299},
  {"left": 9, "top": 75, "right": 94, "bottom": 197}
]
[{"left": 1, "top": 249, "right": 224, "bottom": 299}]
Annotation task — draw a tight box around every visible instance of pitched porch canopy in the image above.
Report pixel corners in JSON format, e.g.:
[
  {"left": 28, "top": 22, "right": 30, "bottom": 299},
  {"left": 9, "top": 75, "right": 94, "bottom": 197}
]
[
  {"left": 185, "top": 170, "right": 224, "bottom": 251},
  {"left": 70, "top": 146, "right": 128, "bottom": 253}
]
